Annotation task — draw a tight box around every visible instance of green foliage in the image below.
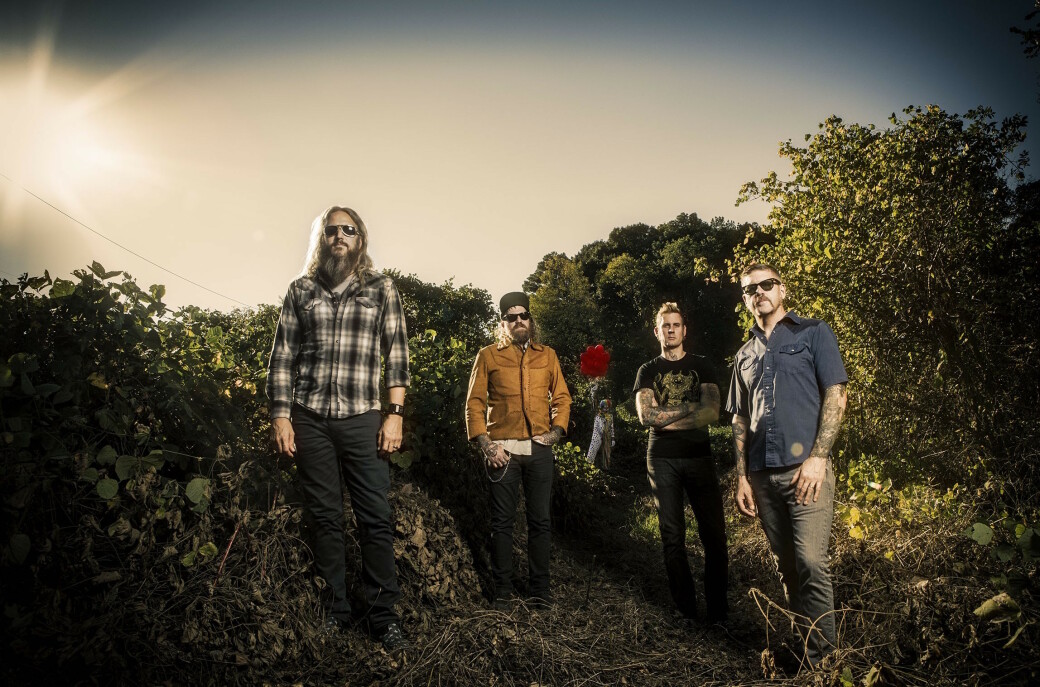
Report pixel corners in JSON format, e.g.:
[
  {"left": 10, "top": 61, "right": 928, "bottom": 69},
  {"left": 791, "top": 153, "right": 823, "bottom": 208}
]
[
  {"left": 529, "top": 254, "right": 602, "bottom": 379},
  {"left": 0, "top": 265, "right": 263, "bottom": 600},
  {"left": 387, "top": 270, "right": 497, "bottom": 353},
  {"left": 735, "top": 106, "right": 1040, "bottom": 487},
  {"left": 963, "top": 516, "right": 1040, "bottom": 564},
  {"left": 525, "top": 213, "right": 758, "bottom": 454},
  {"left": 396, "top": 328, "right": 478, "bottom": 472},
  {"left": 553, "top": 441, "right": 596, "bottom": 481},
  {"left": 832, "top": 451, "right": 973, "bottom": 560}
]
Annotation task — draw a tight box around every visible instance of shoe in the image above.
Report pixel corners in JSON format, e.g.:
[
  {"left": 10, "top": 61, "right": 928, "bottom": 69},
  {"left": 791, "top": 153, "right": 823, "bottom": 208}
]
[
  {"left": 492, "top": 597, "right": 512, "bottom": 611},
  {"left": 376, "top": 622, "right": 409, "bottom": 652},
  {"left": 527, "top": 595, "right": 552, "bottom": 611},
  {"left": 320, "top": 616, "right": 346, "bottom": 636},
  {"left": 677, "top": 605, "right": 699, "bottom": 622}
]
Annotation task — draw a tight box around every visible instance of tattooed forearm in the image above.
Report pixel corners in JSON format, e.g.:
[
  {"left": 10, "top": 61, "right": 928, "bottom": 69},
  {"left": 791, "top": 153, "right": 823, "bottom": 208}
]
[
  {"left": 690, "top": 384, "right": 721, "bottom": 428},
  {"left": 636, "top": 389, "right": 694, "bottom": 428},
  {"left": 476, "top": 434, "right": 499, "bottom": 458},
  {"left": 809, "top": 383, "right": 847, "bottom": 459},
  {"left": 731, "top": 414, "right": 750, "bottom": 478}
]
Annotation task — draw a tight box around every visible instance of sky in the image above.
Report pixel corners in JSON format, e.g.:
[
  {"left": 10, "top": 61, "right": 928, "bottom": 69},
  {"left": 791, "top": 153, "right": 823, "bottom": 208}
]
[{"left": 1, "top": 0, "right": 1037, "bottom": 310}]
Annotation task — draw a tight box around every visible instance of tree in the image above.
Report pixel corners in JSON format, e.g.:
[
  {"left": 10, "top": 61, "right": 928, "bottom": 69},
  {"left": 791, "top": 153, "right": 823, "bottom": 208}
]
[
  {"left": 734, "top": 106, "right": 1038, "bottom": 479},
  {"left": 528, "top": 254, "right": 602, "bottom": 377},
  {"left": 384, "top": 270, "right": 496, "bottom": 353}
]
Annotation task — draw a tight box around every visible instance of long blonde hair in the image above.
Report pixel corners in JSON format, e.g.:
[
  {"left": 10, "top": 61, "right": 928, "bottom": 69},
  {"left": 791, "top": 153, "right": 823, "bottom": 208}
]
[{"left": 301, "top": 205, "right": 374, "bottom": 284}]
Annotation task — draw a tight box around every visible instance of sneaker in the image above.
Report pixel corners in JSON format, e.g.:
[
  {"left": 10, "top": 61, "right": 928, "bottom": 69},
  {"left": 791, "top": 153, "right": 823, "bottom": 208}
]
[
  {"left": 376, "top": 622, "right": 409, "bottom": 652},
  {"left": 320, "top": 616, "right": 346, "bottom": 636}
]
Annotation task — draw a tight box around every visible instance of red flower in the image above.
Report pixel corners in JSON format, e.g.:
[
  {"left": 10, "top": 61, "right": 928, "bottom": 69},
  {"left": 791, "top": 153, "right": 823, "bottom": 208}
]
[{"left": 580, "top": 344, "right": 610, "bottom": 377}]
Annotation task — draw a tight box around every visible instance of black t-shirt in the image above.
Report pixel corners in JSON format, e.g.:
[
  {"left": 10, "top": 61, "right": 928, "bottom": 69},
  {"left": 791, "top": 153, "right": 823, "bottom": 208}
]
[{"left": 633, "top": 353, "right": 717, "bottom": 458}]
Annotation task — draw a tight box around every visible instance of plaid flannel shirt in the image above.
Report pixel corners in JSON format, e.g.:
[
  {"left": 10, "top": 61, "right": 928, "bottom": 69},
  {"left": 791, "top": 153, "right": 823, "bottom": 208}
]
[{"left": 265, "top": 271, "right": 410, "bottom": 419}]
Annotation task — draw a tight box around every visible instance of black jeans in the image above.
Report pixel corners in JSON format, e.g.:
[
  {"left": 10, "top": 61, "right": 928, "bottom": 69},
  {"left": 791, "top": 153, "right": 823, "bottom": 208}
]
[
  {"left": 487, "top": 443, "right": 553, "bottom": 600},
  {"left": 646, "top": 454, "right": 729, "bottom": 621},
  {"left": 291, "top": 405, "right": 400, "bottom": 631}
]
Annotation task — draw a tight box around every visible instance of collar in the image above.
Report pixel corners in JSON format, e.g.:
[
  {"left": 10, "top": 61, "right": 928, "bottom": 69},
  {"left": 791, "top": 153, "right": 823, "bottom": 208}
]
[
  {"left": 314, "top": 269, "right": 374, "bottom": 297},
  {"left": 496, "top": 340, "right": 543, "bottom": 352},
  {"left": 747, "top": 310, "right": 802, "bottom": 340}
]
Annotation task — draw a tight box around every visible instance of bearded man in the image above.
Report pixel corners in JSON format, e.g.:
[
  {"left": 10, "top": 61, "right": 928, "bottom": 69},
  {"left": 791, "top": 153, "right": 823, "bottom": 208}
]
[
  {"left": 266, "top": 205, "right": 410, "bottom": 652},
  {"left": 465, "top": 291, "right": 571, "bottom": 610}
]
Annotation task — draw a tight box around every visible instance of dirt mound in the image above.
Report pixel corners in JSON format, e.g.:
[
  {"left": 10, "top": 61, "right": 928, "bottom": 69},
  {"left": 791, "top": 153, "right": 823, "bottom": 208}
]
[{"left": 1, "top": 458, "right": 485, "bottom": 686}]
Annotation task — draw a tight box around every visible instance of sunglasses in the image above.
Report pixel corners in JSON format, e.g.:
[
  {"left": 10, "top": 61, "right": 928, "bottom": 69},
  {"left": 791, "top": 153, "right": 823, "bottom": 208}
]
[
  {"left": 503, "top": 311, "right": 531, "bottom": 323},
  {"left": 741, "top": 278, "right": 782, "bottom": 297},
  {"left": 324, "top": 224, "right": 358, "bottom": 238}
]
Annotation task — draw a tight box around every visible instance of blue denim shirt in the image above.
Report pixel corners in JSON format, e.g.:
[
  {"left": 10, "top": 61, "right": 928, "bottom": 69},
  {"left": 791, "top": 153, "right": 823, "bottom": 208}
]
[{"left": 725, "top": 312, "right": 847, "bottom": 472}]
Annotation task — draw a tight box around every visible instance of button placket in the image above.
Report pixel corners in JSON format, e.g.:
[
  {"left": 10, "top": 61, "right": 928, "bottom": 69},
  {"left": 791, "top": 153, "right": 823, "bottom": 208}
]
[{"left": 331, "top": 294, "right": 342, "bottom": 413}]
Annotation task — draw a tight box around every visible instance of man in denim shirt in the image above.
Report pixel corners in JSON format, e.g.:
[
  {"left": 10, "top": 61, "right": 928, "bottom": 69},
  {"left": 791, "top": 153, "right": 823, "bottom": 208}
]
[
  {"left": 267, "top": 205, "right": 410, "bottom": 652},
  {"left": 725, "top": 263, "right": 847, "bottom": 667}
]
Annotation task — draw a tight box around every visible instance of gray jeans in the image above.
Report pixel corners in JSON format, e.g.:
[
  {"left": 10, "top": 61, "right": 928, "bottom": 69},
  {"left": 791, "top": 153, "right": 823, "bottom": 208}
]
[{"left": 750, "top": 462, "right": 836, "bottom": 665}]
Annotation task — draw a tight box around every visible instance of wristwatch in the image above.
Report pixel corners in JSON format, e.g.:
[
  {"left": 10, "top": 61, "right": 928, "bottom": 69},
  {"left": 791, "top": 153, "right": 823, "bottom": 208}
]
[{"left": 385, "top": 403, "right": 405, "bottom": 416}]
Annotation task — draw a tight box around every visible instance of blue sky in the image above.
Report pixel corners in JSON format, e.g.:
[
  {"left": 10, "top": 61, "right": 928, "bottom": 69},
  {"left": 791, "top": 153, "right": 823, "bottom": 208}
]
[{"left": 1, "top": 0, "right": 1036, "bottom": 309}]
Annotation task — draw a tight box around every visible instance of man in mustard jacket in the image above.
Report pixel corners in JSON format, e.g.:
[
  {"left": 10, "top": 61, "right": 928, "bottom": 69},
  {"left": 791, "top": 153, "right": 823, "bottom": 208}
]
[{"left": 465, "top": 291, "right": 572, "bottom": 609}]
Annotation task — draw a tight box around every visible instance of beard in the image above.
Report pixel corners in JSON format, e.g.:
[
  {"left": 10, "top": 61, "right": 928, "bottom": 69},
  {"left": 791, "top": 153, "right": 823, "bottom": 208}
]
[
  {"left": 509, "top": 324, "right": 531, "bottom": 345},
  {"left": 318, "top": 246, "right": 360, "bottom": 285}
]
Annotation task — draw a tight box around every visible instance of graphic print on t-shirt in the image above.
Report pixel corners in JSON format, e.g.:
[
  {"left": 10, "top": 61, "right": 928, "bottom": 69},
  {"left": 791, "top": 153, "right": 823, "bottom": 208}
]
[{"left": 654, "top": 368, "right": 700, "bottom": 407}]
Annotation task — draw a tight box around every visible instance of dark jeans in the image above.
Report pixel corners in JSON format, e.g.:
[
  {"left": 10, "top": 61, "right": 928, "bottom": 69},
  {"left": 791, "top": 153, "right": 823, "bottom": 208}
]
[
  {"left": 750, "top": 462, "right": 836, "bottom": 665},
  {"left": 646, "top": 454, "right": 729, "bottom": 621},
  {"left": 487, "top": 443, "right": 553, "bottom": 600},
  {"left": 291, "top": 405, "right": 400, "bottom": 631}
]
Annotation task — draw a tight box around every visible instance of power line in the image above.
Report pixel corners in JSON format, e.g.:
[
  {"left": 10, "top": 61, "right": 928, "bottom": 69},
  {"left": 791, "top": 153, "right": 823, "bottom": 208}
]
[{"left": 0, "top": 172, "right": 251, "bottom": 308}]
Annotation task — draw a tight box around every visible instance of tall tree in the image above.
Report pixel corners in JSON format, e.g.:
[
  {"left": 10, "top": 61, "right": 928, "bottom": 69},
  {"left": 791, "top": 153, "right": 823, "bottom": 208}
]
[
  {"left": 528, "top": 254, "right": 602, "bottom": 377},
  {"left": 734, "top": 106, "right": 1038, "bottom": 478}
]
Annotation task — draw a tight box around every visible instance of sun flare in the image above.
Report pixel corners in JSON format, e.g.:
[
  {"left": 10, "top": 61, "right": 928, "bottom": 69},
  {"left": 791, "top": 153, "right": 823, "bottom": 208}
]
[{"left": 0, "top": 13, "right": 158, "bottom": 231}]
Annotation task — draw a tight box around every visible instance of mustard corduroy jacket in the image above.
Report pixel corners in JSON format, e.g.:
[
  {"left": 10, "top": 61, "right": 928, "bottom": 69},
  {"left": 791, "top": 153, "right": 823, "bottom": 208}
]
[{"left": 465, "top": 341, "right": 572, "bottom": 441}]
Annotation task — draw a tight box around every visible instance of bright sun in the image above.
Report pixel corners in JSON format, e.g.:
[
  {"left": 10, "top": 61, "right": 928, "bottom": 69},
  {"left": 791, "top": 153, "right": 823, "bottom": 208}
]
[
  {"left": 0, "top": 22, "right": 141, "bottom": 228},
  {"left": 4, "top": 87, "right": 124, "bottom": 191}
]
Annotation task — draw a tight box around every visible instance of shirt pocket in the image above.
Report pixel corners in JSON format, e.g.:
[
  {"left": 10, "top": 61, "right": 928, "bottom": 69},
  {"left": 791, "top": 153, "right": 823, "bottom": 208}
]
[
  {"left": 527, "top": 359, "right": 551, "bottom": 394},
  {"left": 777, "top": 341, "right": 813, "bottom": 375},
  {"left": 349, "top": 294, "right": 381, "bottom": 333},
  {"left": 737, "top": 354, "right": 763, "bottom": 389},
  {"left": 300, "top": 297, "right": 327, "bottom": 336},
  {"left": 489, "top": 362, "right": 522, "bottom": 397}
]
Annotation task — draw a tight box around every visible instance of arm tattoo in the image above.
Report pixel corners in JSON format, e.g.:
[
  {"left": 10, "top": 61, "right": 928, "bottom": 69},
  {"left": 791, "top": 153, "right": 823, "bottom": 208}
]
[
  {"left": 809, "top": 383, "right": 847, "bottom": 459},
  {"left": 476, "top": 434, "right": 497, "bottom": 457},
  {"left": 731, "top": 415, "right": 750, "bottom": 477},
  {"left": 692, "top": 384, "right": 721, "bottom": 428},
  {"left": 636, "top": 388, "right": 695, "bottom": 428}
]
